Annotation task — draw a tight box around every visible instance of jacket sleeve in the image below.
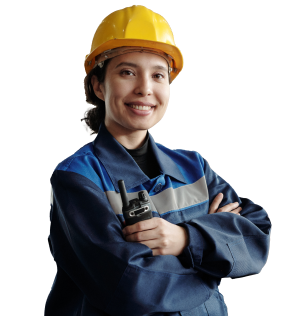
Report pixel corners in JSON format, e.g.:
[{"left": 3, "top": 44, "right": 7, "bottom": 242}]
[
  {"left": 178, "top": 159, "right": 271, "bottom": 279},
  {"left": 49, "top": 169, "right": 219, "bottom": 316}
]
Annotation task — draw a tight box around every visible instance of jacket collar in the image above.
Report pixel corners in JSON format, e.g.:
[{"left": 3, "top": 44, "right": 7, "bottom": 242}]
[{"left": 93, "top": 124, "right": 186, "bottom": 192}]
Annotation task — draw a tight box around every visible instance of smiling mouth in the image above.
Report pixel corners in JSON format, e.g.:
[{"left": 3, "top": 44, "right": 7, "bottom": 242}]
[{"left": 125, "top": 104, "right": 155, "bottom": 111}]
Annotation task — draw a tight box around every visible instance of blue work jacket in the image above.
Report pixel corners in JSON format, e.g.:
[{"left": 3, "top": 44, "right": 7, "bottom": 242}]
[{"left": 45, "top": 123, "right": 271, "bottom": 316}]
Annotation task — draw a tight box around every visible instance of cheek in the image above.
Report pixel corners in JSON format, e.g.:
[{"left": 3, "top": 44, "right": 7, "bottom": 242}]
[
  {"left": 158, "top": 85, "right": 170, "bottom": 107},
  {"left": 106, "top": 81, "right": 131, "bottom": 104}
]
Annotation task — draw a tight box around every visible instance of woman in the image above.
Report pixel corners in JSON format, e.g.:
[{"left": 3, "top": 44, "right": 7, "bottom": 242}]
[{"left": 45, "top": 5, "right": 271, "bottom": 316}]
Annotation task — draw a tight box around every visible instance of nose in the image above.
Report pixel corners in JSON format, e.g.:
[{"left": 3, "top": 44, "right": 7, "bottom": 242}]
[{"left": 133, "top": 74, "right": 153, "bottom": 96}]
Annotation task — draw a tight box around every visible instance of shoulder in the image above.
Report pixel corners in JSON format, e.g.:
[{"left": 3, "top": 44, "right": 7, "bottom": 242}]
[
  {"left": 156, "top": 142, "right": 206, "bottom": 168},
  {"left": 54, "top": 142, "right": 96, "bottom": 172},
  {"left": 50, "top": 141, "right": 104, "bottom": 193}
]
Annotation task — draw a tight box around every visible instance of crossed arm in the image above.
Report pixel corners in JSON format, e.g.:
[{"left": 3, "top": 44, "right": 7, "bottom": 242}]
[{"left": 122, "top": 193, "right": 242, "bottom": 256}]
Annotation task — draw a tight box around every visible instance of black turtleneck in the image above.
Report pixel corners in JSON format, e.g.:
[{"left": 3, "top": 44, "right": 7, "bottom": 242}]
[{"left": 123, "top": 134, "right": 160, "bottom": 179}]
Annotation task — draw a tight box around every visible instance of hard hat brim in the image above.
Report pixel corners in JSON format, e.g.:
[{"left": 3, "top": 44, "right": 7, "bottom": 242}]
[{"left": 84, "top": 39, "right": 183, "bottom": 82}]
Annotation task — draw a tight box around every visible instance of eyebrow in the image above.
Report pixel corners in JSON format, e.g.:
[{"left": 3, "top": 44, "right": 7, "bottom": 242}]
[{"left": 115, "top": 62, "right": 168, "bottom": 72}]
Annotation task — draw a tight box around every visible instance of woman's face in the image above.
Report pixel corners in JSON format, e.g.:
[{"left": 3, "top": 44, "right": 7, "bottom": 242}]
[{"left": 93, "top": 52, "right": 170, "bottom": 136}]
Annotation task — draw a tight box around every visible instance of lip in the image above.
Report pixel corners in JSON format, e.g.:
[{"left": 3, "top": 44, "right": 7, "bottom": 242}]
[
  {"left": 125, "top": 101, "right": 155, "bottom": 116},
  {"left": 125, "top": 101, "right": 156, "bottom": 107}
]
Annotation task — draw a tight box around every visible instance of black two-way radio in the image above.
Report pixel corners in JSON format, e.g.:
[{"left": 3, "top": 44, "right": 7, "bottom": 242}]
[{"left": 118, "top": 180, "right": 153, "bottom": 226}]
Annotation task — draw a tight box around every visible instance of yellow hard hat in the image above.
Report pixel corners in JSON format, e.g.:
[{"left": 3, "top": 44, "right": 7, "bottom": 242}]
[{"left": 85, "top": 5, "right": 183, "bottom": 82}]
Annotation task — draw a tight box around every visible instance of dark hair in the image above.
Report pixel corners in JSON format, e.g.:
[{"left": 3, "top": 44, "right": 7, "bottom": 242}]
[{"left": 82, "top": 59, "right": 111, "bottom": 134}]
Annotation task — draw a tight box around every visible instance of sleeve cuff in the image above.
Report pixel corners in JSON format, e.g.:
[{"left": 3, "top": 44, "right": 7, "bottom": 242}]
[{"left": 177, "top": 222, "right": 205, "bottom": 268}]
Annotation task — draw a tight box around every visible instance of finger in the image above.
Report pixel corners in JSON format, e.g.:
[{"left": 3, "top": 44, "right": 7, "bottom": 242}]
[
  {"left": 125, "top": 228, "right": 159, "bottom": 242},
  {"left": 209, "top": 193, "right": 224, "bottom": 214},
  {"left": 137, "top": 239, "right": 161, "bottom": 249},
  {"left": 124, "top": 217, "right": 157, "bottom": 236},
  {"left": 217, "top": 202, "right": 239, "bottom": 213},
  {"left": 123, "top": 222, "right": 143, "bottom": 237},
  {"left": 230, "top": 207, "right": 242, "bottom": 215}
]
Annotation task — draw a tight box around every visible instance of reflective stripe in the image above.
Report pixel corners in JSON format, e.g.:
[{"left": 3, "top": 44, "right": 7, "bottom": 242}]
[{"left": 50, "top": 176, "right": 207, "bottom": 215}]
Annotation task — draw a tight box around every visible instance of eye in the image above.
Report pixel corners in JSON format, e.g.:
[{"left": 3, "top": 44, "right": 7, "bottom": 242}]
[
  {"left": 155, "top": 74, "right": 164, "bottom": 78},
  {"left": 120, "top": 70, "right": 132, "bottom": 74},
  {"left": 120, "top": 70, "right": 164, "bottom": 79}
]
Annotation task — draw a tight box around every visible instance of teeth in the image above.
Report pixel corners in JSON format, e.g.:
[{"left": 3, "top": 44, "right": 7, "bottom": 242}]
[{"left": 128, "top": 104, "right": 152, "bottom": 110}]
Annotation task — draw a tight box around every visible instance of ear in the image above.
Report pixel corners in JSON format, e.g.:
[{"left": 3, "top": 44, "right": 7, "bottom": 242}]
[{"left": 91, "top": 75, "right": 105, "bottom": 101}]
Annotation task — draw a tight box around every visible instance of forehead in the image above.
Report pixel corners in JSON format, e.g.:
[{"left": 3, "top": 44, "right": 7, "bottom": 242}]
[{"left": 108, "top": 52, "right": 169, "bottom": 69}]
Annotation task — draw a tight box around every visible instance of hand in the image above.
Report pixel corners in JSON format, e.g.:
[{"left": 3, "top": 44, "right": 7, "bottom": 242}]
[
  {"left": 122, "top": 217, "right": 189, "bottom": 256},
  {"left": 209, "top": 193, "right": 242, "bottom": 215}
]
